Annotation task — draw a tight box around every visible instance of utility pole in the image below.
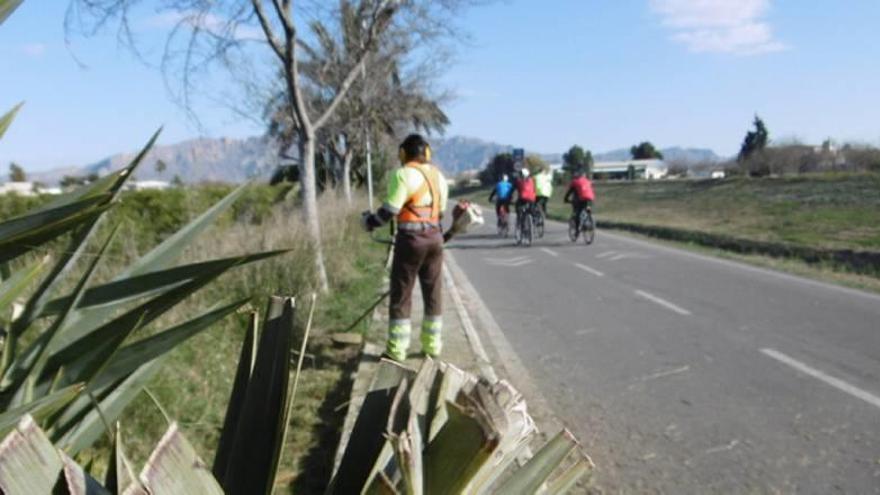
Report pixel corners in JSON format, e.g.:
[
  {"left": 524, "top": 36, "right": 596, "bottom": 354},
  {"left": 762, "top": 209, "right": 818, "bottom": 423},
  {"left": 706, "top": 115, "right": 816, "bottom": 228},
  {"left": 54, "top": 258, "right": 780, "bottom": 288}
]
[{"left": 361, "top": 19, "right": 374, "bottom": 210}]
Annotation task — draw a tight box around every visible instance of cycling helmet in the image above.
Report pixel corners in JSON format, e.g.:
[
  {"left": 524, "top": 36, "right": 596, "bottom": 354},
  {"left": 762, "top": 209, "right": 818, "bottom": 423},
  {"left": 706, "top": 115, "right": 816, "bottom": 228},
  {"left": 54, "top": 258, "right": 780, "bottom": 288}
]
[
  {"left": 501, "top": 174, "right": 509, "bottom": 182},
  {"left": 520, "top": 168, "right": 530, "bottom": 179}
]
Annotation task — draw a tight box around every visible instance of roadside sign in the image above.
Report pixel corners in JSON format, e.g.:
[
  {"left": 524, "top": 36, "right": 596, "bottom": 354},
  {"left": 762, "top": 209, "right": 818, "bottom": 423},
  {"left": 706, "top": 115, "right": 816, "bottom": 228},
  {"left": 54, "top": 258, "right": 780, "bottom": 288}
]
[{"left": 512, "top": 148, "right": 525, "bottom": 163}]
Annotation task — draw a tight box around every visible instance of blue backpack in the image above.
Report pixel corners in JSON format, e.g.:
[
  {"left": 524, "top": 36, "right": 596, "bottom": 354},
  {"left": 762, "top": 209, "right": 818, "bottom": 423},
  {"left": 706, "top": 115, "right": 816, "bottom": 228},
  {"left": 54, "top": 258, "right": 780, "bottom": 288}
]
[{"left": 495, "top": 181, "right": 513, "bottom": 201}]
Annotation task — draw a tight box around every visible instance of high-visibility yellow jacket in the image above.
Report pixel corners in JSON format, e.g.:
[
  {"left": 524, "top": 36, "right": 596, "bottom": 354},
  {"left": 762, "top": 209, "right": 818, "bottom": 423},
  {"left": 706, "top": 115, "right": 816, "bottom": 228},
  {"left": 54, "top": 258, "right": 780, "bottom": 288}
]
[
  {"left": 384, "top": 162, "right": 449, "bottom": 225},
  {"left": 535, "top": 171, "right": 553, "bottom": 197}
]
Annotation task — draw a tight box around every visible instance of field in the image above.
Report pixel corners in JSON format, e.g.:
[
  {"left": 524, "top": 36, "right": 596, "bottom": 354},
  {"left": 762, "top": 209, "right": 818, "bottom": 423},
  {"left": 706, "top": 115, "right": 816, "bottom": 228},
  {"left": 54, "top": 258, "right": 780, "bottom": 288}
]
[
  {"left": 0, "top": 185, "right": 386, "bottom": 493},
  {"left": 547, "top": 173, "right": 880, "bottom": 252}
]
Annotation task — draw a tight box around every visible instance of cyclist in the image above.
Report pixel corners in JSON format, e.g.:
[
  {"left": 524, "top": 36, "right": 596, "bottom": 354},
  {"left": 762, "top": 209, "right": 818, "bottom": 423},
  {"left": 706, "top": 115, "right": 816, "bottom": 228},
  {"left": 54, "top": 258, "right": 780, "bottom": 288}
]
[
  {"left": 514, "top": 168, "right": 537, "bottom": 226},
  {"left": 488, "top": 174, "right": 514, "bottom": 226},
  {"left": 534, "top": 167, "right": 553, "bottom": 216},
  {"left": 564, "top": 169, "right": 595, "bottom": 221}
]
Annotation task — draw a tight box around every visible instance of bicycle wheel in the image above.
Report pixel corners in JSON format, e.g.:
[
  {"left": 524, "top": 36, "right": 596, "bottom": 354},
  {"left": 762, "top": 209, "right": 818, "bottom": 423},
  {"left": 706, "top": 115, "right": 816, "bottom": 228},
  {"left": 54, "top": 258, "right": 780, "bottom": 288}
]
[
  {"left": 568, "top": 217, "right": 579, "bottom": 242},
  {"left": 523, "top": 214, "right": 534, "bottom": 246},
  {"left": 514, "top": 215, "right": 523, "bottom": 245},
  {"left": 582, "top": 213, "right": 595, "bottom": 245},
  {"left": 536, "top": 210, "right": 545, "bottom": 238}
]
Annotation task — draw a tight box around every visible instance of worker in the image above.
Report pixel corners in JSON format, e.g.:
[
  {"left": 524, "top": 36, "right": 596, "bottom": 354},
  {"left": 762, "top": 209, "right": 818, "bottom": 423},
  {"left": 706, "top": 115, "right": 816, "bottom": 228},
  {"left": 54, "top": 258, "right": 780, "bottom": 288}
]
[
  {"left": 361, "top": 134, "right": 449, "bottom": 362},
  {"left": 534, "top": 167, "right": 553, "bottom": 215}
]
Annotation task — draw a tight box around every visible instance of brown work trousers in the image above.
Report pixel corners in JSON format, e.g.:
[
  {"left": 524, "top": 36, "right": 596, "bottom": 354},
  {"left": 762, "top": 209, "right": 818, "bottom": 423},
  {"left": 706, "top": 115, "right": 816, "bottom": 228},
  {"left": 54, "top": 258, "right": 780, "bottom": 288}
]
[{"left": 389, "top": 229, "right": 444, "bottom": 321}]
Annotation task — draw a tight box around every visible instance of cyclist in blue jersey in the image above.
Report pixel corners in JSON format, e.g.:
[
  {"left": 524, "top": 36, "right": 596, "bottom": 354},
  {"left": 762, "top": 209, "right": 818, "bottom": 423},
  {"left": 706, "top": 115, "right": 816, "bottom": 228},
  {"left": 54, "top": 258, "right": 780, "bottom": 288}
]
[{"left": 488, "top": 174, "right": 514, "bottom": 227}]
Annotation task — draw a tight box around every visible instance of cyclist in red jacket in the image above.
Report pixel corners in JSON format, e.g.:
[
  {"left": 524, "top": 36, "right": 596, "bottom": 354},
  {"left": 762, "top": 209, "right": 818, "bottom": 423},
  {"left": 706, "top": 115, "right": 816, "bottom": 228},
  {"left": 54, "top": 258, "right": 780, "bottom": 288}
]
[
  {"left": 513, "top": 168, "right": 537, "bottom": 220},
  {"left": 564, "top": 170, "right": 595, "bottom": 219}
]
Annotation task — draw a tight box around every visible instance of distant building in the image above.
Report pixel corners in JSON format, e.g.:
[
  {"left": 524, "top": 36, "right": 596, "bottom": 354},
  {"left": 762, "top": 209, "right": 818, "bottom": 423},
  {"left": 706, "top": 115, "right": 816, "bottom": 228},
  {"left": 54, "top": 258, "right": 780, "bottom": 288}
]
[
  {"left": 710, "top": 170, "right": 726, "bottom": 179},
  {"left": 125, "top": 180, "right": 171, "bottom": 191},
  {"left": 592, "top": 159, "right": 668, "bottom": 180},
  {"left": 0, "top": 181, "right": 36, "bottom": 196}
]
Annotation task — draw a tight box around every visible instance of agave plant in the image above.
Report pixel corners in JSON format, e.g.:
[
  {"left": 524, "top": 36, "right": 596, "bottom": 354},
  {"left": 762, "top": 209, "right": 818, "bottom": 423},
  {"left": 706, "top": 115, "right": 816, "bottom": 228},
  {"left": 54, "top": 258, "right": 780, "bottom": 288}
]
[
  {"left": 0, "top": 296, "right": 300, "bottom": 494},
  {"left": 1, "top": 0, "right": 286, "bottom": 451}
]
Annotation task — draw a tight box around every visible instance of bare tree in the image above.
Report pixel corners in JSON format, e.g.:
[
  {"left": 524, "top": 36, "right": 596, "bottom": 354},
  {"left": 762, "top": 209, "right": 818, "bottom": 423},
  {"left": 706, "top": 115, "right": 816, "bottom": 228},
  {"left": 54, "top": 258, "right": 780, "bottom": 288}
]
[
  {"left": 268, "top": 4, "right": 450, "bottom": 205},
  {"left": 68, "top": 0, "right": 480, "bottom": 292}
]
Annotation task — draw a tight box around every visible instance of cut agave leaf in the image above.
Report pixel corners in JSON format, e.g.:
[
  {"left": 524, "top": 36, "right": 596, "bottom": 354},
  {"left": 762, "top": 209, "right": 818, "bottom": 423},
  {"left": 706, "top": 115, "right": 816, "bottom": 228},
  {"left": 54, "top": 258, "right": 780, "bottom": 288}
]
[
  {"left": 212, "top": 312, "right": 259, "bottom": 480},
  {"left": 216, "top": 297, "right": 295, "bottom": 495},
  {"left": 492, "top": 429, "right": 578, "bottom": 495},
  {"left": 139, "top": 423, "right": 224, "bottom": 495},
  {"left": 0, "top": 415, "right": 62, "bottom": 495},
  {"left": 60, "top": 450, "right": 112, "bottom": 495}
]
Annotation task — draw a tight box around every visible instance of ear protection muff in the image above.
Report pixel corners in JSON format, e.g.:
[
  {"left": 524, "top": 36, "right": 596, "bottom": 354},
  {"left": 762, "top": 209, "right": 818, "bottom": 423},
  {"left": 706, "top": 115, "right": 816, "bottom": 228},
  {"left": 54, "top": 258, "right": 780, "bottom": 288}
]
[{"left": 398, "top": 143, "right": 433, "bottom": 163}]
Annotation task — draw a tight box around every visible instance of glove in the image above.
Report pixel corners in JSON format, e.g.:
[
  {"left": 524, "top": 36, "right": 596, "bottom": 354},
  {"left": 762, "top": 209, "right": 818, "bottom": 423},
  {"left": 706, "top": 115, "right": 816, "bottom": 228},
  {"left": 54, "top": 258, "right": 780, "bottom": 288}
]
[{"left": 361, "top": 211, "right": 375, "bottom": 232}]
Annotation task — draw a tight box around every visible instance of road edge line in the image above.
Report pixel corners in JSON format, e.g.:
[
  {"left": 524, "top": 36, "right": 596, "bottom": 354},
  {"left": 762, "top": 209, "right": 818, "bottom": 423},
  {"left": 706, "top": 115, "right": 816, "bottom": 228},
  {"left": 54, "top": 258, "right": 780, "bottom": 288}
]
[{"left": 445, "top": 251, "right": 563, "bottom": 436}]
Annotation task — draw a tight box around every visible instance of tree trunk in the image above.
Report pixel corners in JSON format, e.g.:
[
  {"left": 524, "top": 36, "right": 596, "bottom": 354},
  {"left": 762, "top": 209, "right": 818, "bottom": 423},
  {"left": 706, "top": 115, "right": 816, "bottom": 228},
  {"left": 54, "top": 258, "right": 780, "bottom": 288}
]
[
  {"left": 300, "top": 132, "right": 330, "bottom": 292},
  {"left": 342, "top": 150, "right": 353, "bottom": 206}
]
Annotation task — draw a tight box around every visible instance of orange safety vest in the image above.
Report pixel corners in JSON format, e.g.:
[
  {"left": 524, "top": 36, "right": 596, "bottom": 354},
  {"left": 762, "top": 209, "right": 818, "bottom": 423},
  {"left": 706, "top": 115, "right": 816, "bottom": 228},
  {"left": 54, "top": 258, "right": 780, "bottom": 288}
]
[{"left": 398, "top": 162, "right": 441, "bottom": 224}]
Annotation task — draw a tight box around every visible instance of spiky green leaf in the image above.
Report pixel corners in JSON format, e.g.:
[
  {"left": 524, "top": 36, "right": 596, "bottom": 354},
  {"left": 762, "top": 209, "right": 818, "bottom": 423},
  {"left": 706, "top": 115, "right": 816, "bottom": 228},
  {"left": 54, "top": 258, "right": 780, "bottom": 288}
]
[
  {"left": 0, "top": 0, "right": 23, "bottom": 26},
  {"left": 0, "top": 384, "right": 83, "bottom": 437},
  {"left": 41, "top": 250, "right": 287, "bottom": 318},
  {"left": 0, "top": 256, "right": 48, "bottom": 315}
]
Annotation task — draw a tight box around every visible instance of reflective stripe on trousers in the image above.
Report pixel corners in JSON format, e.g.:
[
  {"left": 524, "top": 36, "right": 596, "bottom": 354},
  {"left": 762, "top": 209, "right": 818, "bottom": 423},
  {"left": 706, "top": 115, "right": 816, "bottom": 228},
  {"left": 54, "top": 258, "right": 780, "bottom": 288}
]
[{"left": 386, "top": 316, "right": 443, "bottom": 361}]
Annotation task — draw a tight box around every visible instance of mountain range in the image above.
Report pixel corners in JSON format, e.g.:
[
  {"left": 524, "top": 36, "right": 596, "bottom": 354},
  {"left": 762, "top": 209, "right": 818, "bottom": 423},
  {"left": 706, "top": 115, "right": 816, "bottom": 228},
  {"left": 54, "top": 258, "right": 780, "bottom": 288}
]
[{"left": 27, "top": 136, "right": 722, "bottom": 184}]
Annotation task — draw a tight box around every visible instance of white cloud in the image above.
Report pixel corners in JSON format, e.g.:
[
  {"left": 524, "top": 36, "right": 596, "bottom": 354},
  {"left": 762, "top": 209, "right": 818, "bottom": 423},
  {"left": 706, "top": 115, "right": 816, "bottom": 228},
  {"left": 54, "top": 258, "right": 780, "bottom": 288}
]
[
  {"left": 21, "top": 43, "right": 47, "bottom": 57},
  {"left": 650, "top": 0, "right": 788, "bottom": 55}
]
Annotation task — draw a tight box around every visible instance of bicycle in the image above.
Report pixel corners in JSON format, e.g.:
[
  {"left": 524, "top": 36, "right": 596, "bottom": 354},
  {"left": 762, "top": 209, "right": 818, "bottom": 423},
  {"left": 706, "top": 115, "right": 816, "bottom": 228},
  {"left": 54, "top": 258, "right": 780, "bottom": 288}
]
[
  {"left": 533, "top": 204, "right": 545, "bottom": 239},
  {"left": 568, "top": 206, "right": 595, "bottom": 245},
  {"left": 497, "top": 204, "right": 510, "bottom": 238},
  {"left": 514, "top": 203, "right": 535, "bottom": 246}
]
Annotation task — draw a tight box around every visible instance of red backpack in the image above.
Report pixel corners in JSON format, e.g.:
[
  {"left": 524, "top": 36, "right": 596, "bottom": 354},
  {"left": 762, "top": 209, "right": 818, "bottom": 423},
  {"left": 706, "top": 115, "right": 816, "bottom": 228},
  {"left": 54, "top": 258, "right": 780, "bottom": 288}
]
[
  {"left": 517, "top": 178, "right": 536, "bottom": 202},
  {"left": 572, "top": 177, "right": 594, "bottom": 201}
]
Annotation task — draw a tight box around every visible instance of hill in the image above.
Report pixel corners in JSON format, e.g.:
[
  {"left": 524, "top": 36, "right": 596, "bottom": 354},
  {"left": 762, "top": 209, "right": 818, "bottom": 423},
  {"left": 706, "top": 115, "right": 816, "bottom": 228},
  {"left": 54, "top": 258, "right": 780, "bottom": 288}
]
[{"left": 27, "top": 135, "right": 721, "bottom": 183}]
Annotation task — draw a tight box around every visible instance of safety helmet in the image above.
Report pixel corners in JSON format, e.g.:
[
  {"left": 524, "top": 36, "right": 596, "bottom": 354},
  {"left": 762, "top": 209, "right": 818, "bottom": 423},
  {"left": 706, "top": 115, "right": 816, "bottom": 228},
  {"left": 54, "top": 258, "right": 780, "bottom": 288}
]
[{"left": 520, "top": 168, "right": 530, "bottom": 179}]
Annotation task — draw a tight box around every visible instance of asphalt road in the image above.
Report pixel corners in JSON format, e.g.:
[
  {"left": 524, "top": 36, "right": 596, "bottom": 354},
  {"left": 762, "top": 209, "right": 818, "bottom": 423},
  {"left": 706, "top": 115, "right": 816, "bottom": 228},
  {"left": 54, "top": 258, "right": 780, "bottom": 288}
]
[{"left": 446, "top": 210, "right": 880, "bottom": 494}]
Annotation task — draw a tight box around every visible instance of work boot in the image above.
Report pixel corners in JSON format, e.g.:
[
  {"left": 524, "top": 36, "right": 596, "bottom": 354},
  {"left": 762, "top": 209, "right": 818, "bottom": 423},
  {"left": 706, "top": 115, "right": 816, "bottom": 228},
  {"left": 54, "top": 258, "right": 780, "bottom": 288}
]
[
  {"left": 420, "top": 316, "right": 442, "bottom": 358},
  {"left": 386, "top": 319, "right": 411, "bottom": 362}
]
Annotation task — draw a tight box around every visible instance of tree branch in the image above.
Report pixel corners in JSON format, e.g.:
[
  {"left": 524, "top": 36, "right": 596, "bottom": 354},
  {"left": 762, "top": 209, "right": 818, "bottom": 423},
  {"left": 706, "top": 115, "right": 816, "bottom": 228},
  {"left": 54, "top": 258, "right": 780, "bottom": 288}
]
[
  {"left": 314, "top": 0, "right": 398, "bottom": 130},
  {"left": 250, "top": 0, "right": 285, "bottom": 61}
]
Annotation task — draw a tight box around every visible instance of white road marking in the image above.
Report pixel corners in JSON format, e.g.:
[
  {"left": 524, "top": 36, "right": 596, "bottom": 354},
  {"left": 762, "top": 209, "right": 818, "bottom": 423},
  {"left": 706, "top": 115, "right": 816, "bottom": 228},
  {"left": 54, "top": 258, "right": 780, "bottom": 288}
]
[
  {"left": 609, "top": 252, "right": 651, "bottom": 262},
  {"left": 540, "top": 248, "right": 559, "bottom": 257},
  {"left": 634, "top": 290, "right": 692, "bottom": 315},
  {"left": 575, "top": 328, "right": 598, "bottom": 336},
  {"left": 596, "top": 251, "right": 618, "bottom": 259},
  {"left": 575, "top": 263, "right": 605, "bottom": 277},
  {"left": 485, "top": 256, "right": 533, "bottom": 267},
  {"left": 640, "top": 365, "right": 691, "bottom": 382},
  {"left": 705, "top": 439, "right": 740, "bottom": 455},
  {"left": 761, "top": 348, "right": 880, "bottom": 410}
]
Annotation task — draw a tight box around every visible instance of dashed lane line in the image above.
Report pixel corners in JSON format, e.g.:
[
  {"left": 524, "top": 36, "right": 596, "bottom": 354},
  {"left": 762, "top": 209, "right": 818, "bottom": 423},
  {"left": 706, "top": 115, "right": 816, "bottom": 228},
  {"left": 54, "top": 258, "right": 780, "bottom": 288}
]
[
  {"left": 761, "top": 348, "right": 880, "bottom": 411},
  {"left": 575, "top": 263, "right": 605, "bottom": 277},
  {"left": 634, "top": 289, "right": 692, "bottom": 316},
  {"left": 540, "top": 248, "right": 559, "bottom": 257}
]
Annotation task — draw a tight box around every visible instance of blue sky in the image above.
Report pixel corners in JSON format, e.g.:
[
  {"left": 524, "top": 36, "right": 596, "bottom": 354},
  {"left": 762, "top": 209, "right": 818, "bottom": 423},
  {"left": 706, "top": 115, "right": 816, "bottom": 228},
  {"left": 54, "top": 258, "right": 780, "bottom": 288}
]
[{"left": 2, "top": 0, "right": 879, "bottom": 171}]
